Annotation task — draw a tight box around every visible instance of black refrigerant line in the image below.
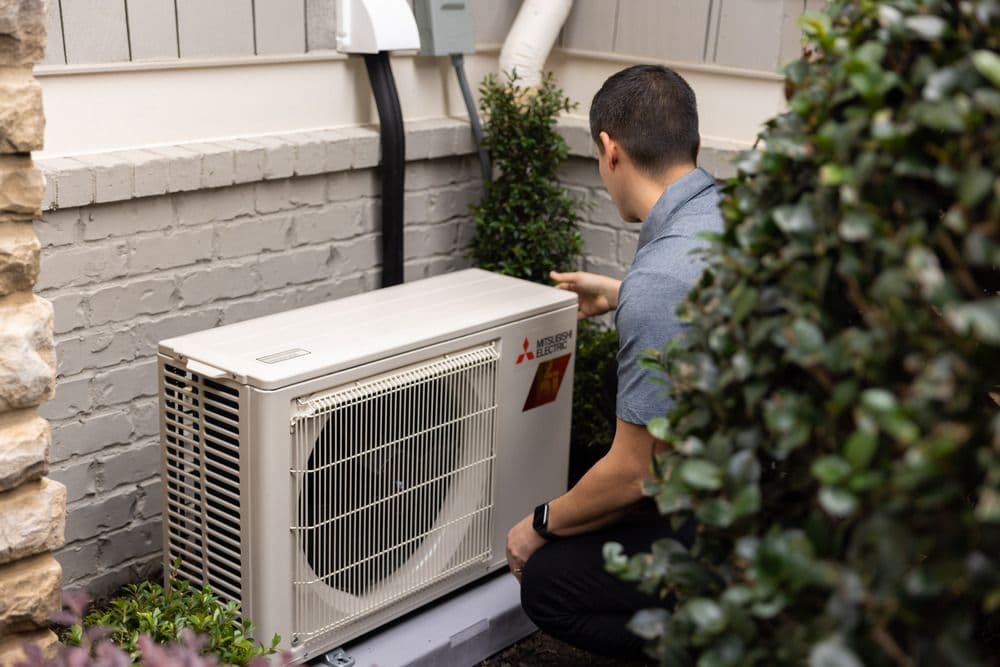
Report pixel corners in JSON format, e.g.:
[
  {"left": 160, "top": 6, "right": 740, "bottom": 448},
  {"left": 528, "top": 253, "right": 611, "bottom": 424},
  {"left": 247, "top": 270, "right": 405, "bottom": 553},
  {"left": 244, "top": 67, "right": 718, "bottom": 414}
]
[{"left": 364, "top": 51, "right": 405, "bottom": 289}]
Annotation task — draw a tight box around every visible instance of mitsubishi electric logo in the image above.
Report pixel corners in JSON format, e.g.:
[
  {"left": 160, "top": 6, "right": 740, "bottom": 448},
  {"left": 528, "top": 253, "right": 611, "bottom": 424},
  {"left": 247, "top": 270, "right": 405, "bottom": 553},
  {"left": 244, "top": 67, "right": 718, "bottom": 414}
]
[
  {"left": 516, "top": 338, "right": 535, "bottom": 364},
  {"left": 516, "top": 329, "right": 574, "bottom": 410},
  {"left": 516, "top": 330, "right": 574, "bottom": 365}
]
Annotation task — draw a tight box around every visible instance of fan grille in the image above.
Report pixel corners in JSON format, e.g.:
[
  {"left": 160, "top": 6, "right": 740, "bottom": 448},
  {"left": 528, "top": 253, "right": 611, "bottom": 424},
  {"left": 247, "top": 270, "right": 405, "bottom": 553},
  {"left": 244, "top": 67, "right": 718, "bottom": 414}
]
[{"left": 290, "top": 344, "right": 499, "bottom": 645}]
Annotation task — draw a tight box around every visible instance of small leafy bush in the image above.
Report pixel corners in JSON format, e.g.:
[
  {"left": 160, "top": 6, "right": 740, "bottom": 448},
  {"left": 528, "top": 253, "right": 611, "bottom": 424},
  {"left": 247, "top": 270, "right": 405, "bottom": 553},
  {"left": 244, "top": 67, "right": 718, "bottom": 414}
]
[
  {"left": 569, "top": 321, "right": 620, "bottom": 483},
  {"left": 470, "top": 71, "right": 582, "bottom": 284},
  {"left": 59, "top": 576, "right": 281, "bottom": 666},
  {"left": 469, "top": 70, "right": 618, "bottom": 471},
  {"left": 607, "top": 1, "right": 1000, "bottom": 665}
]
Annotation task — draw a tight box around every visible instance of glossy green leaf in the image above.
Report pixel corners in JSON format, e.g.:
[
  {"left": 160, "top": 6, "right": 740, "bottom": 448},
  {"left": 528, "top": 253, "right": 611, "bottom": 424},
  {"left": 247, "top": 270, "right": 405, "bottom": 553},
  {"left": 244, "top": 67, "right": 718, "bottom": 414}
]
[
  {"left": 730, "top": 284, "right": 759, "bottom": 323},
  {"left": 809, "top": 637, "right": 865, "bottom": 667},
  {"left": 772, "top": 200, "right": 816, "bottom": 234},
  {"left": 843, "top": 430, "right": 878, "bottom": 469},
  {"left": 698, "top": 498, "right": 736, "bottom": 527},
  {"left": 733, "top": 484, "right": 762, "bottom": 517},
  {"left": 686, "top": 598, "right": 727, "bottom": 635},
  {"left": 861, "top": 388, "right": 897, "bottom": 413},
  {"left": 904, "top": 15, "right": 947, "bottom": 39},
  {"left": 728, "top": 450, "right": 762, "bottom": 485},
  {"left": 944, "top": 297, "right": 1000, "bottom": 344},
  {"left": 818, "top": 487, "right": 859, "bottom": 518},
  {"left": 959, "top": 168, "right": 994, "bottom": 207},
  {"left": 681, "top": 459, "right": 724, "bottom": 491},
  {"left": 972, "top": 50, "right": 1000, "bottom": 88},
  {"left": 648, "top": 417, "right": 671, "bottom": 441},
  {"left": 628, "top": 608, "right": 669, "bottom": 640},
  {"left": 799, "top": 11, "right": 832, "bottom": 40},
  {"left": 838, "top": 211, "right": 876, "bottom": 241},
  {"left": 790, "top": 319, "right": 825, "bottom": 355},
  {"left": 812, "top": 455, "right": 852, "bottom": 485}
]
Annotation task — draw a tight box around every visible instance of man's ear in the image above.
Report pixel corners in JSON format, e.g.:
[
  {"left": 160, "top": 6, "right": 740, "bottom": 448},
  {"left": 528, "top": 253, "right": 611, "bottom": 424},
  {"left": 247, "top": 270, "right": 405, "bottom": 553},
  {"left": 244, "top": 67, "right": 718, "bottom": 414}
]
[{"left": 598, "top": 131, "right": 618, "bottom": 168}]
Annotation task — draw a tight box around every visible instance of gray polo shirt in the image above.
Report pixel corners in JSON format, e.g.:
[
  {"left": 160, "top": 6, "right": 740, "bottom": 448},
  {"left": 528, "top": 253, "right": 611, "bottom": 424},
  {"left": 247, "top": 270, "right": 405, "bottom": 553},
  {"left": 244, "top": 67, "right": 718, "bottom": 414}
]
[{"left": 614, "top": 167, "right": 723, "bottom": 425}]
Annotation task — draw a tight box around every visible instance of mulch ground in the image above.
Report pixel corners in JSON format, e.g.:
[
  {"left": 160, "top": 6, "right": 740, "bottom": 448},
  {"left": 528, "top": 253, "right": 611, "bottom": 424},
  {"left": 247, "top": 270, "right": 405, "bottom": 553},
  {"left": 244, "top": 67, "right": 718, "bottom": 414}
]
[{"left": 476, "top": 631, "right": 653, "bottom": 667}]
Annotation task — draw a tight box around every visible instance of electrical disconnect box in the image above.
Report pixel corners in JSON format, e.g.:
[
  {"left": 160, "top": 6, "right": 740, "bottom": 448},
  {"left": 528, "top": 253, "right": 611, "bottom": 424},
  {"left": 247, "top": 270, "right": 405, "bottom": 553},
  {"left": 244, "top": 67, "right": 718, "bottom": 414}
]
[
  {"left": 413, "top": 0, "right": 474, "bottom": 56},
  {"left": 336, "top": 0, "right": 420, "bottom": 54}
]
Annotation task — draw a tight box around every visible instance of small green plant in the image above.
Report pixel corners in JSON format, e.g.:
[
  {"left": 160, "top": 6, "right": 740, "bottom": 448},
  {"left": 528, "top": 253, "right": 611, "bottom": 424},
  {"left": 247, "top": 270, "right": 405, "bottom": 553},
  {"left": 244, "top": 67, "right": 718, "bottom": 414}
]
[
  {"left": 568, "top": 321, "right": 620, "bottom": 484},
  {"left": 67, "top": 574, "right": 279, "bottom": 666},
  {"left": 470, "top": 70, "right": 582, "bottom": 284},
  {"left": 470, "top": 70, "right": 619, "bottom": 471},
  {"left": 607, "top": 0, "right": 1000, "bottom": 665}
]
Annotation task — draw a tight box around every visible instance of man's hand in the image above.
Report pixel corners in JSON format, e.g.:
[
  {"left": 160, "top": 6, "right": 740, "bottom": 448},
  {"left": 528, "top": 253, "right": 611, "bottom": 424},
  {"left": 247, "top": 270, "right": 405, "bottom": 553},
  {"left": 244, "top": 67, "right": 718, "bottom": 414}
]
[
  {"left": 550, "top": 271, "right": 621, "bottom": 320},
  {"left": 506, "top": 514, "right": 545, "bottom": 583}
]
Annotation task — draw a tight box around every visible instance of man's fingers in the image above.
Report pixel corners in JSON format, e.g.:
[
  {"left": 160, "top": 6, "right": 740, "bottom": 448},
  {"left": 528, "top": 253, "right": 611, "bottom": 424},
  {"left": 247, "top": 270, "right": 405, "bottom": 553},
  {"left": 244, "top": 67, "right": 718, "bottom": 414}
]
[{"left": 550, "top": 270, "right": 579, "bottom": 284}]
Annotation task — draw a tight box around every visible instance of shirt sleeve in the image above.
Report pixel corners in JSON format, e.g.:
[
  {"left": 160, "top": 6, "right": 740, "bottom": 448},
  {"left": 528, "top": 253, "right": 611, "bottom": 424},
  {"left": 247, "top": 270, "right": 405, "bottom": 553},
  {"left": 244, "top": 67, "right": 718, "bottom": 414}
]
[{"left": 614, "top": 268, "right": 694, "bottom": 426}]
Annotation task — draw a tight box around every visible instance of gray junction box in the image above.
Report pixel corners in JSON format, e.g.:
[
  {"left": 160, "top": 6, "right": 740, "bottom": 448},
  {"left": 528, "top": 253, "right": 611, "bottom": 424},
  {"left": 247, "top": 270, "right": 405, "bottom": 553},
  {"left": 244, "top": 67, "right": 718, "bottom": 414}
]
[{"left": 413, "top": 0, "right": 475, "bottom": 56}]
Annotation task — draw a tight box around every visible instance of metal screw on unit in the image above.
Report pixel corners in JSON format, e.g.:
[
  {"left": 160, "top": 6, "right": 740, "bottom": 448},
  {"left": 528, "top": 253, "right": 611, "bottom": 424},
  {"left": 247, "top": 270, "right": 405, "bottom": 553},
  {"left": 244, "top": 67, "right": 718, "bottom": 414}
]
[{"left": 320, "top": 648, "right": 355, "bottom": 667}]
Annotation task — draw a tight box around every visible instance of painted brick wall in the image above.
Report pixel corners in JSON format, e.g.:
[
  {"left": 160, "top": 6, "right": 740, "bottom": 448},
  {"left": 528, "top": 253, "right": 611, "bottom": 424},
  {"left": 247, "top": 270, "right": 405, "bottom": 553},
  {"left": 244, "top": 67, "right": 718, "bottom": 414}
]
[{"left": 35, "top": 144, "right": 483, "bottom": 595}]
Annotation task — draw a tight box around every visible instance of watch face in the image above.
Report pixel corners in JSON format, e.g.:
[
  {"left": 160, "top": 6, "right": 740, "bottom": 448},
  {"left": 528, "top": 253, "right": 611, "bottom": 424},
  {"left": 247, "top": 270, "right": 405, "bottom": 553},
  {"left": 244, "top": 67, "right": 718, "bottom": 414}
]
[{"left": 533, "top": 503, "right": 548, "bottom": 531}]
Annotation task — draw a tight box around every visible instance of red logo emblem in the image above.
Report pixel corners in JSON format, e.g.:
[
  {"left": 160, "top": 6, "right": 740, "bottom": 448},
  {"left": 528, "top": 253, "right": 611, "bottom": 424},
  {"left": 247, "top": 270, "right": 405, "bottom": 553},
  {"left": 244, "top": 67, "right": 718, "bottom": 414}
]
[
  {"left": 523, "top": 353, "right": 571, "bottom": 411},
  {"left": 516, "top": 338, "right": 535, "bottom": 365}
]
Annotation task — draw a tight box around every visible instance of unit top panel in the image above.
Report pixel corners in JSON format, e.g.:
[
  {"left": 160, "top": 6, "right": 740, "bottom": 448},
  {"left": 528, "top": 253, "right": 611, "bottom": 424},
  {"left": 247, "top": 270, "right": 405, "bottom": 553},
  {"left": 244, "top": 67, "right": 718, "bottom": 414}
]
[{"left": 159, "top": 268, "right": 578, "bottom": 390}]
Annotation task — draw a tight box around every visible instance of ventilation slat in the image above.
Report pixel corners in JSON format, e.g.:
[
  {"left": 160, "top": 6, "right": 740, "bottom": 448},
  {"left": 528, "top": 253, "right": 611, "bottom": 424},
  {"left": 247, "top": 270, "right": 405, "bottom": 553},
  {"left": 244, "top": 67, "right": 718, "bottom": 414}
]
[
  {"left": 159, "top": 359, "right": 244, "bottom": 609},
  {"left": 167, "top": 516, "right": 244, "bottom": 565},
  {"left": 201, "top": 436, "right": 241, "bottom": 460},
  {"left": 166, "top": 506, "right": 243, "bottom": 552},
  {"left": 166, "top": 497, "right": 239, "bottom": 536}
]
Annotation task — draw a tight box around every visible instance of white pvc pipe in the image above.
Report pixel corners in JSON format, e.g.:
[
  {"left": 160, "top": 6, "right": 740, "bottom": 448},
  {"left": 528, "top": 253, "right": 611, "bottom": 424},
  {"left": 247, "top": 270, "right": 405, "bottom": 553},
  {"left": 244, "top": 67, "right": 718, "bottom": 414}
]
[{"left": 498, "top": 0, "right": 574, "bottom": 88}]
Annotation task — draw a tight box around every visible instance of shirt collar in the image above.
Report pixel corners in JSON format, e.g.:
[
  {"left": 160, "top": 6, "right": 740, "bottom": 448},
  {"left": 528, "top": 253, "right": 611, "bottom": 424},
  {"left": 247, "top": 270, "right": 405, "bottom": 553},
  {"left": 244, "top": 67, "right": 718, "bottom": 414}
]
[{"left": 637, "top": 167, "right": 716, "bottom": 250}]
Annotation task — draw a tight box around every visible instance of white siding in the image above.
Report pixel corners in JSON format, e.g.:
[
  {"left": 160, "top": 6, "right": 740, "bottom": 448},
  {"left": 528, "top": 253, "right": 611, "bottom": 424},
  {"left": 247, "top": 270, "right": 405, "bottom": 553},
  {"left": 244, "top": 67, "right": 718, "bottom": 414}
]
[
  {"left": 175, "top": 0, "right": 255, "bottom": 58},
  {"left": 61, "top": 0, "right": 130, "bottom": 64},
  {"left": 255, "top": 0, "right": 306, "bottom": 55},
  {"left": 126, "top": 0, "right": 178, "bottom": 61}
]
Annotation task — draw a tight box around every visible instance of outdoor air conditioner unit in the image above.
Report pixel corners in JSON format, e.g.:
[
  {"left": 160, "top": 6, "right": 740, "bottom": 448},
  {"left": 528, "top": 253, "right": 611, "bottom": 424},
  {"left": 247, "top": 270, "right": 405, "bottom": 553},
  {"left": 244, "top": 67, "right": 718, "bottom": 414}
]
[{"left": 157, "top": 269, "right": 577, "bottom": 663}]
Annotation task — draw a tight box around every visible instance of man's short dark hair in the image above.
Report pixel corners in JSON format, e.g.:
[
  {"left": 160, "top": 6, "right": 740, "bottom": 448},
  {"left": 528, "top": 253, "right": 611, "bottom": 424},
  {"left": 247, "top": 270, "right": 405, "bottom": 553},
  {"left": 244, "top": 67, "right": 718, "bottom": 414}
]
[{"left": 589, "top": 65, "right": 699, "bottom": 174}]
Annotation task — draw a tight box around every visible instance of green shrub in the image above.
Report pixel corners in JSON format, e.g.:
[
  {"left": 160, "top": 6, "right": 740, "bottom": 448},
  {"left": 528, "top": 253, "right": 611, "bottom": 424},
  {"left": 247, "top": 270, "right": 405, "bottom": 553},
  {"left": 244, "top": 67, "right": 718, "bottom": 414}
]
[
  {"left": 470, "top": 71, "right": 582, "bottom": 284},
  {"left": 469, "top": 70, "right": 618, "bottom": 467},
  {"left": 68, "top": 575, "right": 278, "bottom": 665},
  {"left": 607, "top": 1, "right": 1000, "bottom": 665},
  {"left": 568, "top": 321, "right": 620, "bottom": 484}
]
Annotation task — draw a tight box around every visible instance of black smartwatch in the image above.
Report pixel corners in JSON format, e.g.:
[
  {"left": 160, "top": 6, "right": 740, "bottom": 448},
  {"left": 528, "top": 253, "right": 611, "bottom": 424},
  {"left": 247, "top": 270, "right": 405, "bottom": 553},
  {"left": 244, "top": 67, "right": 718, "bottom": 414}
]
[{"left": 532, "top": 502, "right": 560, "bottom": 540}]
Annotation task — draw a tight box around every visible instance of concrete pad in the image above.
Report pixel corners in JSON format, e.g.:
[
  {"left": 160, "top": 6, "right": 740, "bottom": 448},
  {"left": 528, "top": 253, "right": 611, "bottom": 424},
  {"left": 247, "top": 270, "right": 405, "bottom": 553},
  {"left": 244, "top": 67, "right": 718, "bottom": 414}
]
[{"left": 316, "top": 572, "right": 534, "bottom": 667}]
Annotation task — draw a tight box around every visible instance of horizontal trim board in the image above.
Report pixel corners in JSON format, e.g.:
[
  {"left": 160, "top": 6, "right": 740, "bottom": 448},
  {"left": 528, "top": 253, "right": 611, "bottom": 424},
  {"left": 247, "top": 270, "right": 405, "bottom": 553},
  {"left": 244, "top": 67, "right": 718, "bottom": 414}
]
[
  {"left": 36, "top": 45, "right": 778, "bottom": 159},
  {"left": 557, "top": 46, "right": 785, "bottom": 82},
  {"left": 33, "top": 50, "right": 350, "bottom": 77}
]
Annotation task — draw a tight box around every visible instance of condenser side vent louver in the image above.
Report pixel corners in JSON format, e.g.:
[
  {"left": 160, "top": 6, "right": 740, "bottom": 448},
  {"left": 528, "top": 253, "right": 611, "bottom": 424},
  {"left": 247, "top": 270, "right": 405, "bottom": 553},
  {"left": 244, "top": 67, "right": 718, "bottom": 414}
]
[
  {"left": 289, "top": 343, "right": 499, "bottom": 650},
  {"left": 161, "top": 362, "right": 245, "bottom": 605}
]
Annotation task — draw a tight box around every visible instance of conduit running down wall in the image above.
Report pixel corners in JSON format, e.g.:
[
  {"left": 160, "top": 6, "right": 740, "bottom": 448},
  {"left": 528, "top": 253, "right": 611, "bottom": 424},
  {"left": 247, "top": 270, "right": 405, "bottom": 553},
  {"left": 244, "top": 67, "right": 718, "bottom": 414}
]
[{"left": 363, "top": 51, "right": 406, "bottom": 288}]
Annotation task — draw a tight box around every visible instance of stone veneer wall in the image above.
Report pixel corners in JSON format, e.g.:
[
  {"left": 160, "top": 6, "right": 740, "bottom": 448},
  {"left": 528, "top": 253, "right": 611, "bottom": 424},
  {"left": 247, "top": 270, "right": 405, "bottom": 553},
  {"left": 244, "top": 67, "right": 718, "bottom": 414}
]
[
  {"left": 0, "top": 0, "right": 66, "bottom": 663},
  {"left": 32, "top": 114, "right": 736, "bottom": 599}
]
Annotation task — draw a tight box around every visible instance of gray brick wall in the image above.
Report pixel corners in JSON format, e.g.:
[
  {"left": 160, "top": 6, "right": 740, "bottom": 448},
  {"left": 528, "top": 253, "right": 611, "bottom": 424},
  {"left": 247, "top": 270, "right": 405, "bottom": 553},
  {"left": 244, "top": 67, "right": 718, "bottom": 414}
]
[
  {"left": 35, "top": 138, "right": 484, "bottom": 595},
  {"left": 32, "top": 118, "right": 735, "bottom": 597}
]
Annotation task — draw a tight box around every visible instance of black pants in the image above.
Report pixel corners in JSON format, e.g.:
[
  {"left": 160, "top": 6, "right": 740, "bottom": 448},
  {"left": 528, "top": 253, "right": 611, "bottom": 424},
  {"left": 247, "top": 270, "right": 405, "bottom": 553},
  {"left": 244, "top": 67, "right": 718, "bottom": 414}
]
[{"left": 519, "top": 507, "right": 694, "bottom": 658}]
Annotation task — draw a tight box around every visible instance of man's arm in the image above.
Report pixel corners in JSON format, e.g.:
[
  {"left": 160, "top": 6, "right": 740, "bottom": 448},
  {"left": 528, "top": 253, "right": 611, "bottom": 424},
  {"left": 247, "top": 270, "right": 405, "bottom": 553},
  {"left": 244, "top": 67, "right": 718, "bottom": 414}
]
[{"left": 505, "top": 419, "right": 659, "bottom": 577}]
